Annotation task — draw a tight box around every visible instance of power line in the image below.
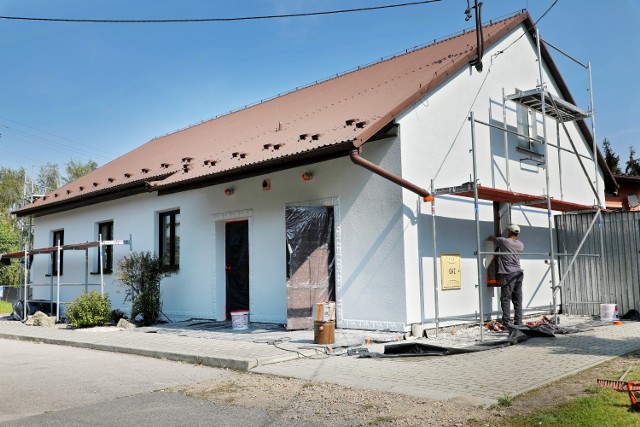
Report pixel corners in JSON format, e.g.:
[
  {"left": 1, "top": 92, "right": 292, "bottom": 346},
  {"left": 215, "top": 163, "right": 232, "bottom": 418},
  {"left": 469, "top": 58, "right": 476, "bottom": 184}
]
[
  {"left": 0, "top": 124, "right": 113, "bottom": 162},
  {"left": 0, "top": 115, "right": 117, "bottom": 159},
  {"left": 492, "top": 1, "right": 559, "bottom": 59},
  {"left": 0, "top": 1, "right": 441, "bottom": 24}
]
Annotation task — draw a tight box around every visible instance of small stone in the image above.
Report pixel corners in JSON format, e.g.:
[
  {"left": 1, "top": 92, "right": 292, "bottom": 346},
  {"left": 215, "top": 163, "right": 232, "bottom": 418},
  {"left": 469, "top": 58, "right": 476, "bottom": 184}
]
[
  {"left": 117, "top": 318, "right": 136, "bottom": 329},
  {"left": 25, "top": 311, "right": 56, "bottom": 327}
]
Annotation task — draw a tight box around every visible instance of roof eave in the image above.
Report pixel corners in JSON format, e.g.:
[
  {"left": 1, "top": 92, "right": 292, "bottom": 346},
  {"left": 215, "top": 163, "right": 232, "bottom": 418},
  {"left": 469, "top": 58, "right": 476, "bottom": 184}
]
[
  {"left": 13, "top": 181, "right": 150, "bottom": 218},
  {"left": 154, "top": 141, "right": 357, "bottom": 195}
]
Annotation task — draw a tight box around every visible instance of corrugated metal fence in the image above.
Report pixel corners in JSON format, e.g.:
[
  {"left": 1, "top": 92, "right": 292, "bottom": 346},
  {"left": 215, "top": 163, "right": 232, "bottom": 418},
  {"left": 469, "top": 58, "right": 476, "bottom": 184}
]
[{"left": 555, "top": 211, "right": 640, "bottom": 316}]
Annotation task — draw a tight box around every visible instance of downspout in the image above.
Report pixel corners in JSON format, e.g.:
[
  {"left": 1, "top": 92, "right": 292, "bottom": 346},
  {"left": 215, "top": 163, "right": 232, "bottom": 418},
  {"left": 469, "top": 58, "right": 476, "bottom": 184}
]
[{"left": 349, "top": 148, "right": 430, "bottom": 198}]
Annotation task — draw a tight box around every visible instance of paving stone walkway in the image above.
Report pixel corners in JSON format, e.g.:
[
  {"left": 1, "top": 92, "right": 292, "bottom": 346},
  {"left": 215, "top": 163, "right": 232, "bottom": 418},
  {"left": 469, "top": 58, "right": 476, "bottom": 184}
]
[{"left": 255, "top": 322, "right": 640, "bottom": 404}]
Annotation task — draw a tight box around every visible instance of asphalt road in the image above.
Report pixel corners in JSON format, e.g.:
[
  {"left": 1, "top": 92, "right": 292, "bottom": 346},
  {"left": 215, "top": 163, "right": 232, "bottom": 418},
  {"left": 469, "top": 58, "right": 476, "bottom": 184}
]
[{"left": 0, "top": 339, "right": 320, "bottom": 427}]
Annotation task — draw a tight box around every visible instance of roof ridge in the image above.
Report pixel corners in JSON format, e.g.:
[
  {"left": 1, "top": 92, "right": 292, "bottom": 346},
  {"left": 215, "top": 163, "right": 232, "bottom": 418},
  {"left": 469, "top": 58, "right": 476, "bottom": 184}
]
[{"left": 151, "top": 11, "right": 526, "bottom": 141}]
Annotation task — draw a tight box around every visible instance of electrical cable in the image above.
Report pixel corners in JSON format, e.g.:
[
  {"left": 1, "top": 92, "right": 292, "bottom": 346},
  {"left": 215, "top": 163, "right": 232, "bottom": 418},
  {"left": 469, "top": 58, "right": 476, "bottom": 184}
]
[
  {"left": 0, "top": 115, "right": 118, "bottom": 159},
  {"left": 0, "top": 125, "right": 113, "bottom": 162},
  {"left": 253, "top": 336, "right": 328, "bottom": 359},
  {"left": 432, "top": 0, "right": 560, "bottom": 182},
  {"left": 0, "top": 1, "right": 441, "bottom": 24},
  {"left": 492, "top": 0, "right": 559, "bottom": 59},
  {"left": 432, "top": 59, "right": 494, "bottom": 182}
]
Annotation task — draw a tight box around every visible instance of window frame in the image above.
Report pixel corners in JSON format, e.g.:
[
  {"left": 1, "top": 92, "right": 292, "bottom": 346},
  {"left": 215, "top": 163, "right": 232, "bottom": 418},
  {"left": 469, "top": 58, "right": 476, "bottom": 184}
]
[
  {"left": 515, "top": 89, "right": 543, "bottom": 157},
  {"left": 97, "top": 221, "right": 114, "bottom": 273},
  {"left": 51, "top": 229, "right": 64, "bottom": 276},
  {"left": 159, "top": 210, "right": 180, "bottom": 270}
]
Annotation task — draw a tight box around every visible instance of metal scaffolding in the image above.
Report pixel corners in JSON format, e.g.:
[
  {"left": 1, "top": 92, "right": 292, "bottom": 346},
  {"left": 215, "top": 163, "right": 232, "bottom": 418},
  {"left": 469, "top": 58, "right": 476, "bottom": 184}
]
[
  {"left": 427, "top": 28, "right": 603, "bottom": 341},
  {"left": 1, "top": 236, "right": 132, "bottom": 321}
]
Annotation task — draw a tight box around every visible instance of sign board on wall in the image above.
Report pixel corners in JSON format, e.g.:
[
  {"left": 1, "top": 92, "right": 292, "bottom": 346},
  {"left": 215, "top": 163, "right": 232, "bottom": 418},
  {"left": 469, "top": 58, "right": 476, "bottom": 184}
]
[{"left": 440, "top": 253, "right": 461, "bottom": 290}]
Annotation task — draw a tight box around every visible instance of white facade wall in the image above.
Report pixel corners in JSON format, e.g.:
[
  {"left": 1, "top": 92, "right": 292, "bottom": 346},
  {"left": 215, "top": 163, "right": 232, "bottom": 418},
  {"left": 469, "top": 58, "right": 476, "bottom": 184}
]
[
  {"left": 397, "top": 24, "right": 604, "bottom": 326},
  {"left": 31, "top": 138, "right": 409, "bottom": 330}
]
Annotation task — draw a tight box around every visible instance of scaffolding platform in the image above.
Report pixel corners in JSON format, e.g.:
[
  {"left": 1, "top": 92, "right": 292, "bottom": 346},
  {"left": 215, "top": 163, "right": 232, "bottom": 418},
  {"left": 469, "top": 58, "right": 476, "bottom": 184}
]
[{"left": 506, "top": 88, "right": 589, "bottom": 122}]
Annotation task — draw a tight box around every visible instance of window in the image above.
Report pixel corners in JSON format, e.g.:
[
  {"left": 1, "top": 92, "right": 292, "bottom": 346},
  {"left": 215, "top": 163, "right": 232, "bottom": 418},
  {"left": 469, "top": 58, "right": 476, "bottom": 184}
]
[
  {"left": 51, "top": 229, "right": 64, "bottom": 275},
  {"left": 159, "top": 210, "right": 180, "bottom": 269},
  {"left": 515, "top": 90, "right": 543, "bottom": 156},
  {"left": 98, "top": 221, "right": 114, "bottom": 272}
]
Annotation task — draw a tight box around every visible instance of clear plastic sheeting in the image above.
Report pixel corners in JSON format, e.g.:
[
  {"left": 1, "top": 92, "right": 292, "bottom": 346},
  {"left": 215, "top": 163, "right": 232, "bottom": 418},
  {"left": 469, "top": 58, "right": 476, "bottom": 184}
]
[{"left": 285, "top": 206, "right": 335, "bottom": 330}]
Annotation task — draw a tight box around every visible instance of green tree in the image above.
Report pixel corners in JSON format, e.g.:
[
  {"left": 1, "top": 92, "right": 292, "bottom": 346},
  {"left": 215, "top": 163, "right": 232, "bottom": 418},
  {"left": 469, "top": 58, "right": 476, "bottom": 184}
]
[
  {"left": 0, "top": 167, "right": 28, "bottom": 214},
  {"left": 601, "top": 138, "right": 621, "bottom": 175},
  {"left": 64, "top": 159, "right": 98, "bottom": 184},
  {"left": 0, "top": 213, "right": 20, "bottom": 287},
  {"left": 36, "top": 162, "right": 62, "bottom": 194},
  {"left": 625, "top": 146, "right": 640, "bottom": 176}
]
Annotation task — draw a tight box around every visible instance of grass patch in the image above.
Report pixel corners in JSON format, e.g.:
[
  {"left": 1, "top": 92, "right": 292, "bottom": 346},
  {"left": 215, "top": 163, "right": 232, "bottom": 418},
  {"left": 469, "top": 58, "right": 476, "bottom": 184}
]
[
  {"left": 206, "top": 381, "right": 246, "bottom": 396},
  {"left": 0, "top": 300, "right": 12, "bottom": 314},
  {"left": 369, "top": 415, "right": 398, "bottom": 425},
  {"left": 509, "top": 388, "right": 638, "bottom": 427},
  {"left": 498, "top": 394, "right": 513, "bottom": 407}
]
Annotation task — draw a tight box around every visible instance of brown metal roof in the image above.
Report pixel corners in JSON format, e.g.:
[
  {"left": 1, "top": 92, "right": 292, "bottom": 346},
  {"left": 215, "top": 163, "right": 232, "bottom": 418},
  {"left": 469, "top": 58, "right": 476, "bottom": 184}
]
[{"left": 19, "top": 11, "right": 599, "bottom": 217}]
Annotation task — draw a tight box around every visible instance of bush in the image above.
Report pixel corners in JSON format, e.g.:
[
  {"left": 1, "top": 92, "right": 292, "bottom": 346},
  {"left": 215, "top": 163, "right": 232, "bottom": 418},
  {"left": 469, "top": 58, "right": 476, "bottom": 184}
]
[
  {"left": 116, "top": 251, "right": 172, "bottom": 326},
  {"left": 65, "top": 291, "right": 111, "bottom": 328}
]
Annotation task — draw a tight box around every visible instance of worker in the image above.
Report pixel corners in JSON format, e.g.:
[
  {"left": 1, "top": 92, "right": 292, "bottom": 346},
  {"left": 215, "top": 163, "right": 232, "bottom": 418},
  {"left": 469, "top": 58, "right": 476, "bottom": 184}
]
[{"left": 489, "top": 224, "right": 524, "bottom": 326}]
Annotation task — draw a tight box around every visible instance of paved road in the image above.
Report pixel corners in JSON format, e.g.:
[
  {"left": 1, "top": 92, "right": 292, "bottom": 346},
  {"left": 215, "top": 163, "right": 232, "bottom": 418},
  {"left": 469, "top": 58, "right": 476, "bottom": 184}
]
[{"left": 0, "top": 339, "right": 319, "bottom": 427}]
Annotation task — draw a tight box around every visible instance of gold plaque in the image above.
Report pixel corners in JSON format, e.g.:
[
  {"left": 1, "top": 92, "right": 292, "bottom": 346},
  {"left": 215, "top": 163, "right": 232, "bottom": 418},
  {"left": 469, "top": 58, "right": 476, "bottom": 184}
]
[{"left": 440, "top": 253, "right": 461, "bottom": 290}]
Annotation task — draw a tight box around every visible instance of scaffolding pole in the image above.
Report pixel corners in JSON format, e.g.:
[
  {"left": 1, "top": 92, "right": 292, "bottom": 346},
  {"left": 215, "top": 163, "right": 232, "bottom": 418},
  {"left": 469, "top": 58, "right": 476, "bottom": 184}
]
[
  {"left": 536, "top": 28, "right": 560, "bottom": 324},
  {"left": 470, "top": 111, "right": 485, "bottom": 341},
  {"left": 502, "top": 88, "right": 511, "bottom": 190},
  {"left": 430, "top": 180, "right": 440, "bottom": 336},
  {"left": 416, "top": 197, "right": 426, "bottom": 327},
  {"left": 99, "top": 234, "right": 105, "bottom": 295},
  {"left": 56, "top": 241, "right": 61, "bottom": 321}
]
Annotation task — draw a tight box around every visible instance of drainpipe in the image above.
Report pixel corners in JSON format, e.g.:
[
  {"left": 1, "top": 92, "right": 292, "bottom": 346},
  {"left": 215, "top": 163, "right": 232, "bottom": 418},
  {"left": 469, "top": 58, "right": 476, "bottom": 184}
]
[{"left": 349, "top": 149, "right": 430, "bottom": 198}]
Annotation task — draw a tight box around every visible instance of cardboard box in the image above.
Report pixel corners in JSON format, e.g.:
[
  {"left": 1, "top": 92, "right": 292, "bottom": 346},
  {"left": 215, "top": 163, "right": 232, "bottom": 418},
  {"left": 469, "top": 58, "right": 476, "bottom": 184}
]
[{"left": 312, "top": 301, "right": 336, "bottom": 322}]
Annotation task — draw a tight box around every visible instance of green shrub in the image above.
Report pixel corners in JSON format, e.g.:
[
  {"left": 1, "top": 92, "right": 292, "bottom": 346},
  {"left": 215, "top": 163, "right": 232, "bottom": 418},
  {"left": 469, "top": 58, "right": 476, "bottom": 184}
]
[
  {"left": 65, "top": 291, "right": 111, "bottom": 328},
  {"left": 116, "top": 251, "right": 172, "bottom": 326}
]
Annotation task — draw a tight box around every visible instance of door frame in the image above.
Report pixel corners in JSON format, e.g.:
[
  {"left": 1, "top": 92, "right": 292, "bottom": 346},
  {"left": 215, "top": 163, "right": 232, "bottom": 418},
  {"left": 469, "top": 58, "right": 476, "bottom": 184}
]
[
  {"left": 285, "top": 197, "right": 341, "bottom": 325},
  {"left": 213, "top": 209, "right": 253, "bottom": 321}
]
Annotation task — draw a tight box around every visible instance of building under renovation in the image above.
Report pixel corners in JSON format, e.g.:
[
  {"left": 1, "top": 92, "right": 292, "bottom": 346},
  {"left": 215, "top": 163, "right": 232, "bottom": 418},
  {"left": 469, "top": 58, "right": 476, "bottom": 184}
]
[{"left": 10, "top": 12, "right": 615, "bottom": 331}]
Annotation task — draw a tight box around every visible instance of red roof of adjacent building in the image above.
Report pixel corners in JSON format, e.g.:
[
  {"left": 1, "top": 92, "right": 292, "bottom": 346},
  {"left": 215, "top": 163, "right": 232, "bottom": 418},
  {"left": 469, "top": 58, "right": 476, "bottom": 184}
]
[{"left": 15, "top": 11, "right": 613, "bottom": 217}]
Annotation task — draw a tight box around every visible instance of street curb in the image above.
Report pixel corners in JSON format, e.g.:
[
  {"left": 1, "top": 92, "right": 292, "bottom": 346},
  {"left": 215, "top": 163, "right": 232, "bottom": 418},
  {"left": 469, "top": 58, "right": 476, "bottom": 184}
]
[{"left": 0, "top": 331, "right": 303, "bottom": 371}]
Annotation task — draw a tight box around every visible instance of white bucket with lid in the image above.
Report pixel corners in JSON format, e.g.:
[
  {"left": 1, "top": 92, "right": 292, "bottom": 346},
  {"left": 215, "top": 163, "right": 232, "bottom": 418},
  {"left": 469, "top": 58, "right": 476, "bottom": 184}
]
[
  {"left": 600, "top": 304, "right": 617, "bottom": 320},
  {"left": 230, "top": 310, "right": 249, "bottom": 330}
]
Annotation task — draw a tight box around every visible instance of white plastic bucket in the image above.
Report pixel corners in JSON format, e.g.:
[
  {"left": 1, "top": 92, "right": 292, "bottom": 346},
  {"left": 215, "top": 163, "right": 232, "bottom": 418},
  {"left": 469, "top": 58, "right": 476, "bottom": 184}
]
[
  {"left": 600, "top": 304, "right": 617, "bottom": 320},
  {"left": 230, "top": 310, "right": 249, "bottom": 330}
]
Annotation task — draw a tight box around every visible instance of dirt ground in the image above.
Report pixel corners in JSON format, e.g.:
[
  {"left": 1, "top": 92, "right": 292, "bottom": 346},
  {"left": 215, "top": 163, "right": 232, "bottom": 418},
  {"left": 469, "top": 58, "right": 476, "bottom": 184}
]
[{"left": 177, "top": 349, "right": 640, "bottom": 427}]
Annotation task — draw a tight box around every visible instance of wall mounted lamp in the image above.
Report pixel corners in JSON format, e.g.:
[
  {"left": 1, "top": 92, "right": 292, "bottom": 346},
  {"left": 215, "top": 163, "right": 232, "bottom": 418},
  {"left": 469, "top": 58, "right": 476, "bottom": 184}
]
[
  {"left": 301, "top": 172, "right": 314, "bottom": 181},
  {"left": 224, "top": 188, "right": 235, "bottom": 196}
]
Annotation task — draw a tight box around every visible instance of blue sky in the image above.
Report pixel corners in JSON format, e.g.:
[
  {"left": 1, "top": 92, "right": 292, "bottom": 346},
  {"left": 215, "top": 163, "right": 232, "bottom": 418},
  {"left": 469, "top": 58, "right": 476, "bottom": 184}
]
[{"left": 1, "top": 0, "right": 638, "bottom": 173}]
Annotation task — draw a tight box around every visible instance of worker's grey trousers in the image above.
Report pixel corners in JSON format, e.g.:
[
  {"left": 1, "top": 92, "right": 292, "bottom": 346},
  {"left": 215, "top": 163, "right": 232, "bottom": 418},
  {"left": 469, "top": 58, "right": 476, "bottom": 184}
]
[{"left": 500, "top": 271, "right": 524, "bottom": 325}]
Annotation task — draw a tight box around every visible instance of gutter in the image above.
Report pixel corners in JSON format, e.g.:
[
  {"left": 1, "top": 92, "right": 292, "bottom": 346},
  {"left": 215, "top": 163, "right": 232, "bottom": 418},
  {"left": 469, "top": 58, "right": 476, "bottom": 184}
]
[{"left": 349, "top": 148, "right": 430, "bottom": 199}]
